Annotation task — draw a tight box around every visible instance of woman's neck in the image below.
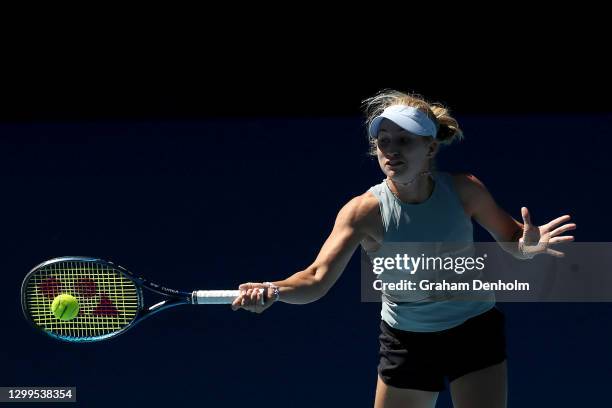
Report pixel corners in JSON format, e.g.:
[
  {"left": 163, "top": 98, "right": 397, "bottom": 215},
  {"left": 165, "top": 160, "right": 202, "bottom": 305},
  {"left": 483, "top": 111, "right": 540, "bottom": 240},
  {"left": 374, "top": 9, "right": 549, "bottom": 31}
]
[{"left": 386, "top": 171, "right": 434, "bottom": 204}]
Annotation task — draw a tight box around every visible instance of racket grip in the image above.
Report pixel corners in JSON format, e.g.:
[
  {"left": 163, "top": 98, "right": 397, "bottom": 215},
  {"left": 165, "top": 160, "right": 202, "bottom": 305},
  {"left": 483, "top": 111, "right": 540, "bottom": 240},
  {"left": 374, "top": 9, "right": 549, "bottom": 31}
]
[
  {"left": 193, "top": 290, "right": 240, "bottom": 304},
  {"left": 192, "top": 289, "right": 265, "bottom": 304}
]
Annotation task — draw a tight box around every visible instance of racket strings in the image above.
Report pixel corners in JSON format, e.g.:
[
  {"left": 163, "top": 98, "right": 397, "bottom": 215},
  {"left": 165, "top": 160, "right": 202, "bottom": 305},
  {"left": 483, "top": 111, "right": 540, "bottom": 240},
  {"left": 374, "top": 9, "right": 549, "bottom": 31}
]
[{"left": 24, "top": 261, "right": 139, "bottom": 339}]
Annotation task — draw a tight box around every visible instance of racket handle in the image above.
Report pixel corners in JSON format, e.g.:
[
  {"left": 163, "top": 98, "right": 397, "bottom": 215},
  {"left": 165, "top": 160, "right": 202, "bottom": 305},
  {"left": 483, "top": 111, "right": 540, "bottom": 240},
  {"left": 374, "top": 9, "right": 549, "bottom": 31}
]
[{"left": 192, "top": 289, "right": 265, "bottom": 304}]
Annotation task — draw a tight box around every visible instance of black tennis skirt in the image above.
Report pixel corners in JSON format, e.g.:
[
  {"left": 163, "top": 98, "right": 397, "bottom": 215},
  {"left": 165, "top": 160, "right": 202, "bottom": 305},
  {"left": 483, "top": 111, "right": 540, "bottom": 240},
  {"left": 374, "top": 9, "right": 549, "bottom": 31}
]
[{"left": 378, "top": 306, "right": 507, "bottom": 392}]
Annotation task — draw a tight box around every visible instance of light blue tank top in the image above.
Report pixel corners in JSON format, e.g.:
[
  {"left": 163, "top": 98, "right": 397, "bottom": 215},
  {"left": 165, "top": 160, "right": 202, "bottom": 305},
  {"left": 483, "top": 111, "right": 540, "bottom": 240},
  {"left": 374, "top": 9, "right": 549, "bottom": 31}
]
[{"left": 366, "top": 171, "right": 495, "bottom": 332}]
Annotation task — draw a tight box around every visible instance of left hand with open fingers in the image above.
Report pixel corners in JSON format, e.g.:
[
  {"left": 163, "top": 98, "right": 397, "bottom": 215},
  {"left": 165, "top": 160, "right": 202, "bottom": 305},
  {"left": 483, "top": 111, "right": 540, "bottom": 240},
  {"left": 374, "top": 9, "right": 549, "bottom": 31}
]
[{"left": 519, "top": 206, "right": 577, "bottom": 258}]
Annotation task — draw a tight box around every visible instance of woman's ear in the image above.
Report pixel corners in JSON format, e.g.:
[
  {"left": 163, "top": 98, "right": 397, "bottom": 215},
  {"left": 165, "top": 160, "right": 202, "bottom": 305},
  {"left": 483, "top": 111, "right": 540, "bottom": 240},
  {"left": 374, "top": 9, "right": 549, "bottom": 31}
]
[{"left": 427, "top": 141, "right": 439, "bottom": 158}]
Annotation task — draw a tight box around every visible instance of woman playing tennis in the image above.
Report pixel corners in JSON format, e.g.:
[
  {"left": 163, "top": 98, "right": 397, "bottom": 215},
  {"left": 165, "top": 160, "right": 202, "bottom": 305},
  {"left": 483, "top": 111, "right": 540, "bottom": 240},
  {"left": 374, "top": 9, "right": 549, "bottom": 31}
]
[{"left": 231, "top": 90, "right": 576, "bottom": 408}]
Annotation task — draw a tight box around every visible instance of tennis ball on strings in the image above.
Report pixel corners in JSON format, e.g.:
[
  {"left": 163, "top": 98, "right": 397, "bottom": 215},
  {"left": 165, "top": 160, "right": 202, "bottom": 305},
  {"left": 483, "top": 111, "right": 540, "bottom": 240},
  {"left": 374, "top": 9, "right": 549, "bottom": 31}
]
[{"left": 51, "top": 294, "right": 80, "bottom": 321}]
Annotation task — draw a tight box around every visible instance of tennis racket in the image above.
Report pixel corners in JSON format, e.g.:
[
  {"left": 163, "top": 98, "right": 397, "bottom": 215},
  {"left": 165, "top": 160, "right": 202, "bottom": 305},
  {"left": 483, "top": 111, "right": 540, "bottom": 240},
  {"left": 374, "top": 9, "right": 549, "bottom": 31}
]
[{"left": 21, "top": 256, "right": 264, "bottom": 342}]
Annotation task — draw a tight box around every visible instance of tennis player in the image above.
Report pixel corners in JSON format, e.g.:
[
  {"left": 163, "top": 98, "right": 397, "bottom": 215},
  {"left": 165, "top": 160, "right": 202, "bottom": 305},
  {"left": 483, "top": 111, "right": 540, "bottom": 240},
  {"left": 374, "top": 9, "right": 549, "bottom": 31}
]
[{"left": 231, "top": 90, "right": 576, "bottom": 408}]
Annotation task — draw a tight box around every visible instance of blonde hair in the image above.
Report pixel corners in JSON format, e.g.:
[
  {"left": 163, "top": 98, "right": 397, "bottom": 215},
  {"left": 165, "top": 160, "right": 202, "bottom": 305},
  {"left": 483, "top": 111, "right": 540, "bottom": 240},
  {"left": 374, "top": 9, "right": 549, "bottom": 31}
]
[{"left": 362, "top": 89, "right": 464, "bottom": 157}]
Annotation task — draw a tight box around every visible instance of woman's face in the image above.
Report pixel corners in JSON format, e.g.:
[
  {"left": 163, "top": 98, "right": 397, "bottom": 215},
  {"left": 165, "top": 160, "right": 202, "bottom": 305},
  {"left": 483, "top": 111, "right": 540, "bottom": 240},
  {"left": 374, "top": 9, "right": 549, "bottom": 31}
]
[{"left": 375, "top": 118, "right": 437, "bottom": 181}]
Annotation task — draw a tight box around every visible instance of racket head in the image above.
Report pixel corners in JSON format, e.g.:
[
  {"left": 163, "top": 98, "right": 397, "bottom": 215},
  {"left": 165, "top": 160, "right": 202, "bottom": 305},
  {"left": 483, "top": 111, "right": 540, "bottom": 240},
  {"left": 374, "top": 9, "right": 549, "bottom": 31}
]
[{"left": 21, "top": 256, "right": 144, "bottom": 342}]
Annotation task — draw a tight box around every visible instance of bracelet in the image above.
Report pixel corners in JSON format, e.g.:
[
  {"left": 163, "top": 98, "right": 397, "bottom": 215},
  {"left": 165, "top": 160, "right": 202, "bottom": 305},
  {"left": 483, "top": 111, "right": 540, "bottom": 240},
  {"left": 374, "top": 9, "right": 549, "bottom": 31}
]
[{"left": 263, "top": 282, "right": 280, "bottom": 302}]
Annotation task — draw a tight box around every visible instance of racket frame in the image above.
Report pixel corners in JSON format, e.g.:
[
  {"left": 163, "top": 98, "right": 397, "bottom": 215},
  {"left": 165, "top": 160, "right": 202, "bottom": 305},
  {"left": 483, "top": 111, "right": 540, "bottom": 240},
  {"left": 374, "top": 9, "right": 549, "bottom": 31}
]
[{"left": 21, "top": 256, "right": 194, "bottom": 342}]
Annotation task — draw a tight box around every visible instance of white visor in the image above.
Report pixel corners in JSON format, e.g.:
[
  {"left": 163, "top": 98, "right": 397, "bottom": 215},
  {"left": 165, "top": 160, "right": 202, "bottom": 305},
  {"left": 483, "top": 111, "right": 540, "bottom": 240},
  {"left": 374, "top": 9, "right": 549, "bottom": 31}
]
[{"left": 369, "top": 105, "right": 438, "bottom": 139}]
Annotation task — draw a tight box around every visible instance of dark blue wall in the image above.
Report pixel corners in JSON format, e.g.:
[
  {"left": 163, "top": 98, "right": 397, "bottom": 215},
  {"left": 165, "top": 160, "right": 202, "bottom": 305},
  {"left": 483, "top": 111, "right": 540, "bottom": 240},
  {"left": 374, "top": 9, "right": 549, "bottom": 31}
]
[{"left": 2, "top": 115, "right": 611, "bottom": 407}]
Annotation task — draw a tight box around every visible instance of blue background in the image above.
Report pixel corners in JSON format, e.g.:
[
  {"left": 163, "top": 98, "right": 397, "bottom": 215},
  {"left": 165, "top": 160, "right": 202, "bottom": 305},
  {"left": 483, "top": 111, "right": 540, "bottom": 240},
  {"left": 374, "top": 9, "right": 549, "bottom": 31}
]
[{"left": 2, "top": 115, "right": 611, "bottom": 407}]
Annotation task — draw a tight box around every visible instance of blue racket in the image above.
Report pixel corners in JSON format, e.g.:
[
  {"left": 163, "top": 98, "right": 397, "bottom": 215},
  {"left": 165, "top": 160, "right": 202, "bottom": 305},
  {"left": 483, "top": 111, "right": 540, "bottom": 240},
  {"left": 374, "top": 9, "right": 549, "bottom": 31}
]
[{"left": 21, "top": 256, "right": 263, "bottom": 342}]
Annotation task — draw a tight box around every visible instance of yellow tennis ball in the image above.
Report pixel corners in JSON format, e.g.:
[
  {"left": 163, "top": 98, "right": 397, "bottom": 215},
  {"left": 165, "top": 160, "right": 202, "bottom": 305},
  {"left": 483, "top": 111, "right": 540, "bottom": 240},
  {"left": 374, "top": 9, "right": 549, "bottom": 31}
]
[{"left": 51, "top": 294, "right": 80, "bottom": 321}]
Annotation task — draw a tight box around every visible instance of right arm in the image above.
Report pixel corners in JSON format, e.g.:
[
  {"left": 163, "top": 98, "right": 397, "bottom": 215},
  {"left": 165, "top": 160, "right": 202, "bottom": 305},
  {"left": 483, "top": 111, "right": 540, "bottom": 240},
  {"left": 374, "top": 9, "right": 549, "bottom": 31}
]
[
  {"left": 232, "top": 194, "right": 378, "bottom": 310},
  {"left": 274, "top": 195, "right": 376, "bottom": 304}
]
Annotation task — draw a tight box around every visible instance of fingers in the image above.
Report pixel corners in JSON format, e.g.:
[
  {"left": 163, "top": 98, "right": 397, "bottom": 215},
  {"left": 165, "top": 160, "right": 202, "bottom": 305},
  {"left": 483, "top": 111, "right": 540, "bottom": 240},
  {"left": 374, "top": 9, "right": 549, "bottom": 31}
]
[
  {"left": 231, "top": 287, "right": 266, "bottom": 312},
  {"left": 246, "top": 288, "right": 264, "bottom": 308},
  {"left": 544, "top": 215, "right": 572, "bottom": 230},
  {"left": 549, "top": 235, "right": 575, "bottom": 244},
  {"left": 521, "top": 207, "right": 532, "bottom": 226},
  {"left": 231, "top": 294, "right": 244, "bottom": 311},
  {"left": 232, "top": 294, "right": 253, "bottom": 312},
  {"left": 546, "top": 248, "right": 565, "bottom": 258},
  {"left": 232, "top": 283, "right": 251, "bottom": 311},
  {"left": 549, "top": 223, "right": 577, "bottom": 237}
]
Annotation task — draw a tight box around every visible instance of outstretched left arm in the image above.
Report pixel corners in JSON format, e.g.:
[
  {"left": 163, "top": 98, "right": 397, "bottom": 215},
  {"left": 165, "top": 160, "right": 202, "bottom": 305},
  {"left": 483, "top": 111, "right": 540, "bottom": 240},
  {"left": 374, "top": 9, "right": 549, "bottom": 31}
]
[{"left": 453, "top": 173, "right": 576, "bottom": 259}]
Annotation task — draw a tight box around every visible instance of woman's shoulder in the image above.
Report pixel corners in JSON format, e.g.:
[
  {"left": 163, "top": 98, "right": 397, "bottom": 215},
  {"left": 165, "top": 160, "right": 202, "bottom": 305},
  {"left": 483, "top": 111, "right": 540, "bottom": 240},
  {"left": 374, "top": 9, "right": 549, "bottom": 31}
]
[
  {"left": 347, "top": 192, "right": 383, "bottom": 244},
  {"left": 446, "top": 172, "right": 488, "bottom": 217},
  {"left": 341, "top": 192, "right": 381, "bottom": 221},
  {"left": 447, "top": 172, "right": 487, "bottom": 193},
  {"left": 332, "top": 192, "right": 381, "bottom": 234}
]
